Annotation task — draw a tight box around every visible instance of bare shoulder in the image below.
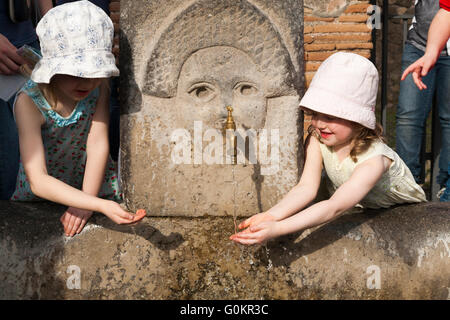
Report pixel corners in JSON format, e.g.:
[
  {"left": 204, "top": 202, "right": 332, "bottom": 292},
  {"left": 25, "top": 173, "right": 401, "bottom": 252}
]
[{"left": 14, "top": 92, "right": 45, "bottom": 126}]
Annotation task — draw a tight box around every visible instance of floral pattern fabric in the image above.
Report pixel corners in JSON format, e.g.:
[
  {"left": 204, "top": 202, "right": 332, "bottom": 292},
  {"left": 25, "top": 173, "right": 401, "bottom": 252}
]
[{"left": 10, "top": 80, "right": 121, "bottom": 202}]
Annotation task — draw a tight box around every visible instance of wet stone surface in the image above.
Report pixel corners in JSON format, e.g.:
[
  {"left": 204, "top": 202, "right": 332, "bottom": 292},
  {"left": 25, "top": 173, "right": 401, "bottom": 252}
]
[{"left": 0, "top": 201, "right": 449, "bottom": 299}]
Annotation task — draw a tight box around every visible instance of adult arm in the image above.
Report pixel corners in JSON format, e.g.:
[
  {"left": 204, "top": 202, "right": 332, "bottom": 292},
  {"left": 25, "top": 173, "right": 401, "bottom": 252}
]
[
  {"left": 0, "top": 34, "right": 27, "bottom": 75},
  {"left": 401, "top": 9, "right": 450, "bottom": 89}
]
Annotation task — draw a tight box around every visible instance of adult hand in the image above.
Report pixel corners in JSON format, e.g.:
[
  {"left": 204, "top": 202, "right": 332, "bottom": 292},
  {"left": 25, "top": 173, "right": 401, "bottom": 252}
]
[
  {"left": 60, "top": 206, "right": 93, "bottom": 237},
  {"left": 0, "top": 34, "right": 26, "bottom": 75},
  {"left": 400, "top": 53, "right": 437, "bottom": 90}
]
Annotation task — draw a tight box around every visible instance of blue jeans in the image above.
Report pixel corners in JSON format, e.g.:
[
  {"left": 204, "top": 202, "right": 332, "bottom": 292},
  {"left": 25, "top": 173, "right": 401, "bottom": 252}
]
[
  {"left": 396, "top": 43, "right": 450, "bottom": 188},
  {"left": 0, "top": 39, "right": 39, "bottom": 200}
]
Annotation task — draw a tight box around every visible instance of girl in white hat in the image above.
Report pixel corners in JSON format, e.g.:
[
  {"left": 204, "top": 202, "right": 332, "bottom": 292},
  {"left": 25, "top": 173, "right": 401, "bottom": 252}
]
[
  {"left": 231, "top": 52, "right": 427, "bottom": 245},
  {"left": 11, "top": 1, "right": 145, "bottom": 236}
]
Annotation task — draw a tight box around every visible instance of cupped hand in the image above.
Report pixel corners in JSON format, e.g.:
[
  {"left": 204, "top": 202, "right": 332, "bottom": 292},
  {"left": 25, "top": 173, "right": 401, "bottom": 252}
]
[
  {"left": 60, "top": 207, "right": 93, "bottom": 237},
  {"left": 229, "top": 220, "right": 280, "bottom": 245},
  {"left": 101, "top": 200, "right": 146, "bottom": 225},
  {"left": 237, "top": 212, "right": 276, "bottom": 231}
]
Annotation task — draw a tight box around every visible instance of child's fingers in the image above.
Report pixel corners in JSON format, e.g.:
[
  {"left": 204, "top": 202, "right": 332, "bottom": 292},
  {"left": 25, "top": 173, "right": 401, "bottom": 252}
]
[
  {"left": 230, "top": 234, "right": 264, "bottom": 245},
  {"left": 238, "top": 218, "right": 251, "bottom": 229},
  {"left": 76, "top": 217, "right": 88, "bottom": 234},
  {"left": 68, "top": 215, "right": 82, "bottom": 237},
  {"left": 132, "top": 209, "right": 146, "bottom": 222}
]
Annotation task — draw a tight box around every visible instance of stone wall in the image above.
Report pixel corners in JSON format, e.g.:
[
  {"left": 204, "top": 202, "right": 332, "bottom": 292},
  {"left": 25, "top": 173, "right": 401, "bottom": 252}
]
[
  {"left": 118, "top": 0, "right": 305, "bottom": 217},
  {"left": 109, "top": 0, "right": 376, "bottom": 139}
]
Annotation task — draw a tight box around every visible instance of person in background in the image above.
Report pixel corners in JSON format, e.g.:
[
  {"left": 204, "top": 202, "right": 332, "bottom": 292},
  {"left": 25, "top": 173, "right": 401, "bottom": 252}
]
[
  {"left": 0, "top": 0, "right": 53, "bottom": 200},
  {"left": 395, "top": 0, "right": 450, "bottom": 202},
  {"left": 401, "top": 0, "right": 450, "bottom": 89}
]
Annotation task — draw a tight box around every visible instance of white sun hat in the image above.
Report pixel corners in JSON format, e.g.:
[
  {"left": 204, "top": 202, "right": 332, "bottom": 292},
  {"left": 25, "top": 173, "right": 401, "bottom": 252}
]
[
  {"left": 299, "top": 52, "right": 378, "bottom": 129},
  {"left": 31, "top": 0, "right": 119, "bottom": 84}
]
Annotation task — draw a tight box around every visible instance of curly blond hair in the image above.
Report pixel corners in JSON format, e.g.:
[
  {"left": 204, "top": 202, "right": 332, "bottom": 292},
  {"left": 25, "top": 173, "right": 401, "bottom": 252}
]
[{"left": 307, "top": 122, "right": 385, "bottom": 163}]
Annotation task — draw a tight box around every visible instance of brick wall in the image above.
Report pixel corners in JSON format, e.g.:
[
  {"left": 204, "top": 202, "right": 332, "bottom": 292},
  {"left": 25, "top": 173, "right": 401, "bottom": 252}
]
[
  {"left": 303, "top": 0, "right": 374, "bottom": 137},
  {"left": 109, "top": 0, "right": 375, "bottom": 138}
]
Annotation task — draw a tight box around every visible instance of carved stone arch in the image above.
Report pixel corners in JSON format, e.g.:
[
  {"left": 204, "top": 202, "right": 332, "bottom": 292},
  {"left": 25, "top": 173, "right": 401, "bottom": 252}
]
[{"left": 141, "top": 0, "right": 298, "bottom": 98}]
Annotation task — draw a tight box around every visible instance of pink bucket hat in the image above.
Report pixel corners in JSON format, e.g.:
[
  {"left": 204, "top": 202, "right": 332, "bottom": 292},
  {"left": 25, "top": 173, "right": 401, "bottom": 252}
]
[
  {"left": 299, "top": 52, "right": 378, "bottom": 129},
  {"left": 31, "top": 1, "right": 119, "bottom": 83}
]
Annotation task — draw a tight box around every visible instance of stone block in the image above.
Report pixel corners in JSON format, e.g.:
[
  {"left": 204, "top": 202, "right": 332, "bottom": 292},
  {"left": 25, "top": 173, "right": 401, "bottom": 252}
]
[
  {"left": 119, "top": 0, "right": 305, "bottom": 217},
  {"left": 1, "top": 201, "right": 449, "bottom": 299}
]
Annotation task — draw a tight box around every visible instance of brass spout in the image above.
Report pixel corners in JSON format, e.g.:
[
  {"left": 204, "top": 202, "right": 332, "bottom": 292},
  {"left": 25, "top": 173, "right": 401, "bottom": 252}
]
[
  {"left": 224, "top": 106, "right": 237, "bottom": 164},
  {"left": 225, "top": 106, "right": 236, "bottom": 131}
]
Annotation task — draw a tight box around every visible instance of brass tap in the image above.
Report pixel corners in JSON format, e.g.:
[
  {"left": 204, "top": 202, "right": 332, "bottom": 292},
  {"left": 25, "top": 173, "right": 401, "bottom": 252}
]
[{"left": 224, "top": 106, "right": 237, "bottom": 164}]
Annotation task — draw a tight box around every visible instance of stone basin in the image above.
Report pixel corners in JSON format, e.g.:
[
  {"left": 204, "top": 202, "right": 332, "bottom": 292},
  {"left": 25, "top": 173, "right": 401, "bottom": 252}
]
[{"left": 1, "top": 201, "right": 449, "bottom": 299}]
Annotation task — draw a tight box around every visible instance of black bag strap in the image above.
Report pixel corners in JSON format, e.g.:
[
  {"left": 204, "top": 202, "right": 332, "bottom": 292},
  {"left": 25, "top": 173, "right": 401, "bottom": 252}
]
[{"left": 7, "top": 0, "right": 32, "bottom": 24}]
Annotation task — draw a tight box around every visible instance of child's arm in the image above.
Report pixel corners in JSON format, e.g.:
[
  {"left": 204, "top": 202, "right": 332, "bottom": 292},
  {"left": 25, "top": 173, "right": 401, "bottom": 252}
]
[
  {"left": 60, "top": 82, "right": 112, "bottom": 236},
  {"left": 231, "top": 153, "right": 391, "bottom": 245},
  {"left": 235, "top": 134, "right": 323, "bottom": 231},
  {"left": 83, "top": 82, "right": 110, "bottom": 197},
  {"left": 14, "top": 93, "right": 137, "bottom": 224}
]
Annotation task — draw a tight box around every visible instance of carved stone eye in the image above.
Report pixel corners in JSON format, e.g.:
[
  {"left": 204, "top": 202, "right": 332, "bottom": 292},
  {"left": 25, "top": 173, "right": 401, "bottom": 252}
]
[
  {"left": 188, "top": 84, "right": 216, "bottom": 101},
  {"left": 235, "top": 82, "right": 258, "bottom": 96}
]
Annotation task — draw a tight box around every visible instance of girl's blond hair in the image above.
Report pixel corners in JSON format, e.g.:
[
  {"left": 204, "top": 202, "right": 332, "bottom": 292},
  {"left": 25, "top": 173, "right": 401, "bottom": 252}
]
[{"left": 307, "top": 122, "right": 385, "bottom": 163}]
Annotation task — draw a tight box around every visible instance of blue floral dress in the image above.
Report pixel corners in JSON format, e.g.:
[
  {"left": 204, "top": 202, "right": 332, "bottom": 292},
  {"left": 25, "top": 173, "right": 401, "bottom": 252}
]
[{"left": 10, "top": 80, "right": 121, "bottom": 201}]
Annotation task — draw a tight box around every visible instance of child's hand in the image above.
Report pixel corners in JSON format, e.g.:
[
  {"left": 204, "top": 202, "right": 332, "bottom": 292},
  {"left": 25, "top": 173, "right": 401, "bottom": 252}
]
[
  {"left": 60, "top": 207, "right": 93, "bottom": 237},
  {"left": 237, "top": 212, "right": 276, "bottom": 231},
  {"left": 229, "top": 220, "right": 280, "bottom": 245},
  {"left": 101, "top": 201, "right": 146, "bottom": 225}
]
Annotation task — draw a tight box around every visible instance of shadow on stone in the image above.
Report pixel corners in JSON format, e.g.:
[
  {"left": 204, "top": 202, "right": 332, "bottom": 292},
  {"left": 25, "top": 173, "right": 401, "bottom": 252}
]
[
  {"left": 90, "top": 214, "right": 185, "bottom": 251},
  {"left": 257, "top": 207, "right": 378, "bottom": 267},
  {"left": 0, "top": 201, "right": 67, "bottom": 299}
]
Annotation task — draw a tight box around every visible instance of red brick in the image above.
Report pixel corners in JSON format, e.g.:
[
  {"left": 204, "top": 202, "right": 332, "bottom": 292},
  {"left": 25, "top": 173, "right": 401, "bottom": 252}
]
[
  {"left": 338, "top": 14, "right": 370, "bottom": 23},
  {"left": 304, "top": 15, "right": 335, "bottom": 22},
  {"left": 344, "top": 3, "right": 371, "bottom": 13},
  {"left": 304, "top": 35, "right": 314, "bottom": 44},
  {"left": 313, "top": 23, "right": 371, "bottom": 33},
  {"left": 305, "top": 62, "right": 322, "bottom": 72},
  {"left": 304, "top": 43, "right": 336, "bottom": 51},
  {"left": 312, "top": 33, "right": 372, "bottom": 43},
  {"left": 335, "top": 42, "right": 373, "bottom": 49},
  {"left": 305, "top": 51, "right": 336, "bottom": 61}
]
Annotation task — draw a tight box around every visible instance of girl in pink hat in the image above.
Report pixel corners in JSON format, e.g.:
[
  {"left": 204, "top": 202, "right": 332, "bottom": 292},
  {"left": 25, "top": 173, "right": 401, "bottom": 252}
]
[
  {"left": 231, "top": 52, "right": 426, "bottom": 245},
  {"left": 11, "top": 1, "right": 145, "bottom": 237}
]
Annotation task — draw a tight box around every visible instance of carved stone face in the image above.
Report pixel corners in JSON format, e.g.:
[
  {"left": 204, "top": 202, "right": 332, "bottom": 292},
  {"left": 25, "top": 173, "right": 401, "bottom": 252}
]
[{"left": 175, "top": 46, "right": 267, "bottom": 130}]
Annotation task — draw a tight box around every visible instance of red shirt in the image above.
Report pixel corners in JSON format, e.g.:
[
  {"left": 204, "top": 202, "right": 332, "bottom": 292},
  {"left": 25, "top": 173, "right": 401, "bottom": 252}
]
[{"left": 441, "top": 0, "right": 450, "bottom": 11}]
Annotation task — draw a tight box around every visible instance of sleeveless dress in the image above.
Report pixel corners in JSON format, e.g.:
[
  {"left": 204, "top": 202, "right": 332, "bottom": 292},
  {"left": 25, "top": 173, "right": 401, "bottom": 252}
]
[
  {"left": 10, "top": 80, "right": 121, "bottom": 201},
  {"left": 319, "top": 139, "right": 427, "bottom": 209}
]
